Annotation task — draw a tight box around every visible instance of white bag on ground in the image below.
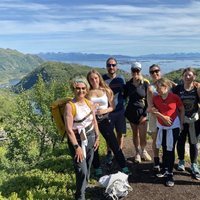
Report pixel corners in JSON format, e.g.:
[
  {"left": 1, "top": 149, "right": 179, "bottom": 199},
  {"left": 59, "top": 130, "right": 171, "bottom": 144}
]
[{"left": 98, "top": 171, "right": 132, "bottom": 199}]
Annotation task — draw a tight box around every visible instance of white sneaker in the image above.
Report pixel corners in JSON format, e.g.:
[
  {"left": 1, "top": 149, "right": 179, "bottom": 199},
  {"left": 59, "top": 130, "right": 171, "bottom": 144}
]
[
  {"left": 135, "top": 153, "right": 141, "bottom": 163},
  {"left": 141, "top": 150, "right": 152, "bottom": 161}
]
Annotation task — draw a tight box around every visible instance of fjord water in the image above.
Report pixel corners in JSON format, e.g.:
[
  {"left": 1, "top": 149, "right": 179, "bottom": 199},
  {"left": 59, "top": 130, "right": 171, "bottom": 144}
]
[{"left": 64, "top": 58, "right": 200, "bottom": 75}]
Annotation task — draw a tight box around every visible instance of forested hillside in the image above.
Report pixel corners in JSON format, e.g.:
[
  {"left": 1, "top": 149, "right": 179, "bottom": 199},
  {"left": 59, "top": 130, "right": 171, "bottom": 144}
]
[
  {"left": 0, "top": 48, "right": 44, "bottom": 84},
  {"left": 13, "top": 61, "right": 130, "bottom": 92}
]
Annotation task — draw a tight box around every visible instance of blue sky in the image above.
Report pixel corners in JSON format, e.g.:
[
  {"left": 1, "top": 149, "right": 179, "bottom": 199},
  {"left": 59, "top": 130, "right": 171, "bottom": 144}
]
[{"left": 0, "top": 0, "right": 200, "bottom": 56}]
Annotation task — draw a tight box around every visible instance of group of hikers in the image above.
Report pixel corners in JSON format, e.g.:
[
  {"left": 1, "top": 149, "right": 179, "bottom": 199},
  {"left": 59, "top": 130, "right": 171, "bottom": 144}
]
[{"left": 63, "top": 57, "right": 200, "bottom": 200}]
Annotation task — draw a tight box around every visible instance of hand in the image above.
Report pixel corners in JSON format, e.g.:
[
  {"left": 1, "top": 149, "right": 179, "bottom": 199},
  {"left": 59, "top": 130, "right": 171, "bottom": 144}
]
[
  {"left": 74, "top": 146, "right": 84, "bottom": 163},
  {"left": 162, "top": 116, "right": 172, "bottom": 126},
  {"left": 94, "top": 136, "right": 99, "bottom": 151}
]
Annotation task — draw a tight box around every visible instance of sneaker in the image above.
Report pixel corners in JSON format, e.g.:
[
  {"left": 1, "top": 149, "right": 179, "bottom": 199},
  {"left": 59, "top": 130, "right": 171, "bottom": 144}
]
[
  {"left": 191, "top": 163, "right": 200, "bottom": 180},
  {"left": 153, "top": 165, "right": 161, "bottom": 174},
  {"left": 105, "top": 152, "right": 113, "bottom": 165},
  {"left": 141, "top": 150, "right": 152, "bottom": 161},
  {"left": 156, "top": 169, "right": 168, "bottom": 178},
  {"left": 94, "top": 168, "right": 103, "bottom": 178},
  {"left": 177, "top": 160, "right": 185, "bottom": 171},
  {"left": 121, "top": 167, "right": 131, "bottom": 175},
  {"left": 166, "top": 174, "right": 174, "bottom": 187},
  {"left": 135, "top": 153, "right": 141, "bottom": 163}
]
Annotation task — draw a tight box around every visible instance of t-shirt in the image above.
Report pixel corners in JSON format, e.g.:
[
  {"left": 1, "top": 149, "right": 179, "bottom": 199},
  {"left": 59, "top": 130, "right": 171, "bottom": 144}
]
[
  {"left": 102, "top": 74, "right": 125, "bottom": 112},
  {"left": 124, "top": 78, "right": 149, "bottom": 109},
  {"left": 153, "top": 92, "right": 183, "bottom": 126},
  {"left": 172, "top": 84, "right": 199, "bottom": 117}
]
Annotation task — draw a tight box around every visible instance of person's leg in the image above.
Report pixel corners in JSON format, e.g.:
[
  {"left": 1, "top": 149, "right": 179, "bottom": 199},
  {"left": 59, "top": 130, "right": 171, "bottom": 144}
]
[
  {"left": 68, "top": 141, "right": 88, "bottom": 200},
  {"left": 165, "top": 128, "right": 179, "bottom": 187},
  {"left": 92, "top": 148, "right": 103, "bottom": 177},
  {"left": 152, "top": 131, "right": 160, "bottom": 169},
  {"left": 98, "top": 118, "right": 127, "bottom": 169},
  {"left": 189, "top": 120, "right": 200, "bottom": 179},
  {"left": 139, "top": 118, "right": 151, "bottom": 161},
  {"left": 86, "top": 132, "right": 96, "bottom": 180},
  {"left": 148, "top": 113, "right": 159, "bottom": 168},
  {"left": 130, "top": 123, "right": 141, "bottom": 163},
  {"left": 115, "top": 110, "right": 127, "bottom": 149},
  {"left": 177, "top": 123, "right": 187, "bottom": 171}
]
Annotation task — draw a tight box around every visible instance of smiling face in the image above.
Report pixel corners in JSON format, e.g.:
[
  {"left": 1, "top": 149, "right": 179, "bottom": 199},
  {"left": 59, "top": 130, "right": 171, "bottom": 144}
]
[
  {"left": 149, "top": 66, "right": 161, "bottom": 81},
  {"left": 74, "top": 82, "right": 87, "bottom": 98},
  {"left": 182, "top": 70, "right": 196, "bottom": 84},
  {"left": 88, "top": 72, "right": 100, "bottom": 89},
  {"left": 106, "top": 58, "right": 117, "bottom": 75},
  {"left": 156, "top": 83, "right": 168, "bottom": 96}
]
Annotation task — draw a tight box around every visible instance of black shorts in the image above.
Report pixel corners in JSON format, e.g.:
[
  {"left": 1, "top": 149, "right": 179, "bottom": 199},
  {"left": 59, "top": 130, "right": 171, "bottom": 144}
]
[{"left": 125, "top": 107, "right": 147, "bottom": 124}]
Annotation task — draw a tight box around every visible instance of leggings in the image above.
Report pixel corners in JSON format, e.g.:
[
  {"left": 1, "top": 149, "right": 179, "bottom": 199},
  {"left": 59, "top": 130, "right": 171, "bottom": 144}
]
[
  {"left": 177, "top": 121, "right": 200, "bottom": 163},
  {"left": 162, "top": 128, "right": 179, "bottom": 173},
  {"left": 93, "top": 118, "right": 126, "bottom": 169}
]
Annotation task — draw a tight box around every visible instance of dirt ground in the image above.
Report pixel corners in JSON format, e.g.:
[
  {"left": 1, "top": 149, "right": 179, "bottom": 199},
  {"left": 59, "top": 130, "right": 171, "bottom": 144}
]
[{"left": 88, "top": 136, "right": 200, "bottom": 200}]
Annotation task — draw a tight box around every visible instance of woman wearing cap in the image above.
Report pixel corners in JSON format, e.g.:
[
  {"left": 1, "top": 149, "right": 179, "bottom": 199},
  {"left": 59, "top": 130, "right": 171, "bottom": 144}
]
[
  {"left": 64, "top": 75, "right": 100, "bottom": 200},
  {"left": 124, "top": 62, "right": 151, "bottom": 163}
]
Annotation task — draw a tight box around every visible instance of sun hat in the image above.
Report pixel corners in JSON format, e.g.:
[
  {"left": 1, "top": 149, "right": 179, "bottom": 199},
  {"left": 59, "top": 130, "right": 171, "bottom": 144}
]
[{"left": 131, "top": 62, "right": 142, "bottom": 71}]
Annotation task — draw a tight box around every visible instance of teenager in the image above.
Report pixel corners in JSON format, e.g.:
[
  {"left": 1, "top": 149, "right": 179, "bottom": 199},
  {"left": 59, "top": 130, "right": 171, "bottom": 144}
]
[
  {"left": 172, "top": 67, "right": 200, "bottom": 180},
  {"left": 87, "top": 69, "right": 130, "bottom": 175},
  {"left": 151, "top": 77, "right": 184, "bottom": 187}
]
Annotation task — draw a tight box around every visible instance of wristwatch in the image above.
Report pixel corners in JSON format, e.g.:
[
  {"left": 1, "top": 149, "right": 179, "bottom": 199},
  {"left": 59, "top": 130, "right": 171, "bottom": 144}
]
[{"left": 73, "top": 144, "right": 79, "bottom": 150}]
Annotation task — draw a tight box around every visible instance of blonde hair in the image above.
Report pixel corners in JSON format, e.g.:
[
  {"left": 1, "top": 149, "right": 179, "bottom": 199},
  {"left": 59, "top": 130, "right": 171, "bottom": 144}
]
[
  {"left": 87, "top": 69, "right": 113, "bottom": 99},
  {"left": 155, "top": 77, "right": 172, "bottom": 89},
  {"left": 70, "top": 75, "right": 90, "bottom": 93}
]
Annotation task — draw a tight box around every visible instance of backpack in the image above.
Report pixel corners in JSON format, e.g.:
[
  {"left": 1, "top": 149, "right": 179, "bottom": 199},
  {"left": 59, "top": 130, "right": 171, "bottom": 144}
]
[{"left": 50, "top": 97, "right": 92, "bottom": 137}]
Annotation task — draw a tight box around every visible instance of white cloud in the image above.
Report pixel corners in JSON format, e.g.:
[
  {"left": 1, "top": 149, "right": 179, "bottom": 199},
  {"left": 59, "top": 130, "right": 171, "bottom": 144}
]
[{"left": 0, "top": 0, "right": 200, "bottom": 54}]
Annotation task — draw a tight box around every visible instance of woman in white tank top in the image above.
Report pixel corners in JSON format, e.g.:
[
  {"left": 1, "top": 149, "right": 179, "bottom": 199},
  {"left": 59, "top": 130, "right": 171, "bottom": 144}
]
[
  {"left": 87, "top": 69, "right": 130, "bottom": 176},
  {"left": 64, "top": 75, "right": 99, "bottom": 200}
]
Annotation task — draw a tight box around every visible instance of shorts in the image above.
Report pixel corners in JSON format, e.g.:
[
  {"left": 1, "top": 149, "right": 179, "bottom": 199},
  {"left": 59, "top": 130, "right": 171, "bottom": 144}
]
[
  {"left": 125, "top": 107, "right": 147, "bottom": 125},
  {"left": 148, "top": 113, "right": 157, "bottom": 133},
  {"left": 109, "top": 109, "right": 126, "bottom": 134}
]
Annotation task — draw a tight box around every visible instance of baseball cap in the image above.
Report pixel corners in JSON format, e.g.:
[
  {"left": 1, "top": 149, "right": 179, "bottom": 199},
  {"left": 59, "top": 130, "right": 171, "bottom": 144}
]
[{"left": 131, "top": 62, "right": 142, "bottom": 71}]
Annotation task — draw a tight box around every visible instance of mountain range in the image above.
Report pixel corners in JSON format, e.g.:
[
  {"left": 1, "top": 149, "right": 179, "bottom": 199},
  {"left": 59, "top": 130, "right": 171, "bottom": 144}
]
[
  {"left": 0, "top": 48, "right": 200, "bottom": 89},
  {"left": 37, "top": 52, "right": 200, "bottom": 61}
]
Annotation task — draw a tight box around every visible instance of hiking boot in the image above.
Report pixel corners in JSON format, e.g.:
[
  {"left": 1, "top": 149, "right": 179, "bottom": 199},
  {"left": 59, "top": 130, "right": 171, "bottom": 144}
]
[
  {"left": 94, "top": 168, "right": 103, "bottom": 178},
  {"left": 156, "top": 169, "right": 168, "bottom": 178},
  {"left": 135, "top": 153, "right": 141, "bottom": 163},
  {"left": 166, "top": 173, "right": 174, "bottom": 187},
  {"left": 105, "top": 152, "right": 113, "bottom": 165},
  {"left": 191, "top": 163, "right": 200, "bottom": 180},
  {"left": 177, "top": 160, "right": 185, "bottom": 171},
  {"left": 141, "top": 150, "right": 152, "bottom": 161}
]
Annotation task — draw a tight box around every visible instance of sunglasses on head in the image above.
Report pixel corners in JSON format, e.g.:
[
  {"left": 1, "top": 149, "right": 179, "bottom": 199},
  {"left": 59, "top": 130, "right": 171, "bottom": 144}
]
[
  {"left": 107, "top": 63, "right": 117, "bottom": 68},
  {"left": 150, "top": 69, "right": 160, "bottom": 75}
]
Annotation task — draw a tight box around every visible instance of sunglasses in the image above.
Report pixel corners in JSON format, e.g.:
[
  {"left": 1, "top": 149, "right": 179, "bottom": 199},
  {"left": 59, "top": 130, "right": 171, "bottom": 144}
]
[
  {"left": 150, "top": 69, "right": 160, "bottom": 75},
  {"left": 131, "top": 69, "right": 140, "bottom": 73},
  {"left": 75, "top": 87, "right": 86, "bottom": 90},
  {"left": 107, "top": 63, "right": 117, "bottom": 68}
]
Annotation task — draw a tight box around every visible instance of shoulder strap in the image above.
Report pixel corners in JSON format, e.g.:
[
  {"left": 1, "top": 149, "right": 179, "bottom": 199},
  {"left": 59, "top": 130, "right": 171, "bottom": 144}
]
[
  {"left": 73, "top": 98, "right": 93, "bottom": 123},
  {"left": 68, "top": 100, "right": 76, "bottom": 117},
  {"left": 84, "top": 98, "right": 92, "bottom": 109}
]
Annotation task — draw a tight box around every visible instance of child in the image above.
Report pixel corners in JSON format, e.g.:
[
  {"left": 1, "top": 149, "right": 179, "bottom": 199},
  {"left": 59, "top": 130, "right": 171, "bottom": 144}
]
[{"left": 151, "top": 78, "right": 184, "bottom": 187}]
